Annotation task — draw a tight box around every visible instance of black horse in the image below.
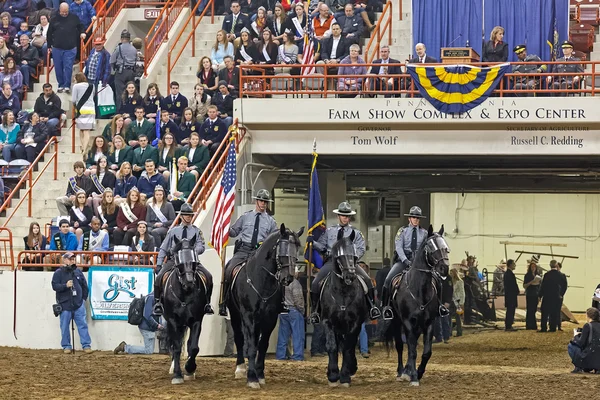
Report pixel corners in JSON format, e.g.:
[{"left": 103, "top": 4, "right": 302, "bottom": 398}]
[
  {"left": 386, "top": 225, "right": 450, "bottom": 386},
  {"left": 162, "top": 236, "right": 211, "bottom": 384},
  {"left": 319, "top": 230, "right": 368, "bottom": 388},
  {"left": 228, "top": 223, "right": 303, "bottom": 389}
]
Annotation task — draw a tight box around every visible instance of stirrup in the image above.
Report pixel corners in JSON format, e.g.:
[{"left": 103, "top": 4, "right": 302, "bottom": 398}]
[
  {"left": 369, "top": 306, "right": 382, "bottom": 320},
  {"left": 153, "top": 301, "right": 164, "bottom": 316},
  {"left": 309, "top": 312, "right": 320, "bottom": 324},
  {"left": 382, "top": 306, "right": 394, "bottom": 320},
  {"left": 439, "top": 304, "right": 450, "bottom": 317},
  {"left": 204, "top": 304, "right": 214, "bottom": 315}
]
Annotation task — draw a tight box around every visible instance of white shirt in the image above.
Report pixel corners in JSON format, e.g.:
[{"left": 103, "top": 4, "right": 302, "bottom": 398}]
[
  {"left": 379, "top": 58, "right": 389, "bottom": 75},
  {"left": 188, "top": 147, "right": 196, "bottom": 162},
  {"left": 330, "top": 37, "right": 341, "bottom": 60}
]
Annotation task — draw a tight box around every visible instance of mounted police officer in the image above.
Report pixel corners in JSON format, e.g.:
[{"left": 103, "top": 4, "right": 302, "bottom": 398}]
[
  {"left": 381, "top": 205, "right": 428, "bottom": 320},
  {"left": 546, "top": 41, "right": 584, "bottom": 96},
  {"left": 110, "top": 29, "right": 137, "bottom": 110},
  {"left": 308, "top": 201, "right": 381, "bottom": 323},
  {"left": 153, "top": 203, "right": 214, "bottom": 316},
  {"left": 218, "top": 189, "right": 278, "bottom": 316}
]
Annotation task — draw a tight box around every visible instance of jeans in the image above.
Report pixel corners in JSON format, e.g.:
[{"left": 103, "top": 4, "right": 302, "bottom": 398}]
[
  {"left": 59, "top": 303, "right": 92, "bottom": 349},
  {"left": 434, "top": 315, "right": 451, "bottom": 341},
  {"left": 52, "top": 47, "right": 77, "bottom": 89},
  {"left": 125, "top": 328, "right": 156, "bottom": 354},
  {"left": 2, "top": 143, "right": 16, "bottom": 161},
  {"left": 221, "top": 116, "right": 233, "bottom": 128},
  {"left": 568, "top": 342, "right": 582, "bottom": 366},
  {"left": 15, "top": 144, "right": 39, "bottom": 162},
  {"left": 311, "top": 322, "right": 326, "bottom": 355},
  {"left": 276, "top": 308, "right": 305, "bottom": 361},
  {"left": 20, "top": 64, "right": 32, "bottom": 89},
  {"left": 358, "top": 323, "right": 368, "bottom": 353},
  {"left": 46, "top": 118, "right": 60, "bottom": 136}
]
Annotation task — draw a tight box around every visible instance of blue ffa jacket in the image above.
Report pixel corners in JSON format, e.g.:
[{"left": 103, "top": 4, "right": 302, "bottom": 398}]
[
  {"left": 52, "top": 266, "right": 89, "bottom": 311},
  {"left": 199, "top": 118, "right": 227, "bottom": 143},
  {"left": 161, "top": 94, "right": 188, "bottom": 119}
]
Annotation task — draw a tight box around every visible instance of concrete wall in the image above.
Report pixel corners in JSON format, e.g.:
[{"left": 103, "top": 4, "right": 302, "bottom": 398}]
[{"left": 431, "top": 192, "right": 600, "bottom": 312}]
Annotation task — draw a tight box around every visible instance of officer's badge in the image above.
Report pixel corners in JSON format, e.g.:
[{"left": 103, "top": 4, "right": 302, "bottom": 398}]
[
  {"left": 132, "top": 100, "right": 136, "bottom": 104},
  {"left": 214, "top": 126, "right": 219, "bottom": 131},
  {"left": 191, "top": 126, "right": 195, "bottom": 131},
  {"left": 176, "top": 102, "right": 180, "bottom": 107}
]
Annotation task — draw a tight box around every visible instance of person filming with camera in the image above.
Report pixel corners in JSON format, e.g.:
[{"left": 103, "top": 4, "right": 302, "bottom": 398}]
[
  {"left": 51, "top": 252, "right": 93, "bottom": 354},
  {"left": 568, "top": 307, "right": 600, "bottom": 373}
]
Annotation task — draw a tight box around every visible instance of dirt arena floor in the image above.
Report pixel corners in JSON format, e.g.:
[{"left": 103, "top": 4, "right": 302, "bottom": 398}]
[{"left": 1, "top": 319, "right": 599, "bottom": 400}]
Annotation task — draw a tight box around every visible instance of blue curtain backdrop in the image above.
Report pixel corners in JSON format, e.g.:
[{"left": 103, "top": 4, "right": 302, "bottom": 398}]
[{"left": 412, "top": 0, "right": 568, "bottom": 62}]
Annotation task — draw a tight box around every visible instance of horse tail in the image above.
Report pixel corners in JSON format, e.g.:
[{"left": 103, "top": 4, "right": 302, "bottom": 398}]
[{"left": 381, "top": 319, "right": 396, "bottom": 353}]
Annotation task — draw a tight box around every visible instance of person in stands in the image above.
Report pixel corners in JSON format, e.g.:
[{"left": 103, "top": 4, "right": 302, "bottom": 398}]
[{"left": 47, "top": 219, "right": 78, "bottom": 264}]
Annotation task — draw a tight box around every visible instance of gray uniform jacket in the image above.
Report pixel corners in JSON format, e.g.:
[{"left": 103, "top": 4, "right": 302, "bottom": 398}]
[
  {"left": 395, "top": 225, "right": 427, "bottom": 263},
  {"left": 229, "top": 210, "right": 277, "bottom": 244},
  {"left": 313, "top": 224, "right": 366, "bottom": 259},
  {"left": 552, "top": 56, "right": 584, "bottom": 81},
  {"left": 157, "top": 224, "right": 206, "bottom": 265},
  {"left": 110, "top": 42, "right": 138, "bottom": 70}
]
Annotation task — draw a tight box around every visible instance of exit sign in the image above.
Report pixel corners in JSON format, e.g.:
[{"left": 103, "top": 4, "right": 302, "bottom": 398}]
[{"left": 144, "top": 8, "right": 161, "bottom": 19}]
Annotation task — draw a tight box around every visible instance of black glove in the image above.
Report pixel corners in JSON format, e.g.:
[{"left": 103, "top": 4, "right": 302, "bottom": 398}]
[
  {"left": 306, "top": 236, "right": 314, "bottom": 244},
  {"left": 405, "top": 260, "right": 412, "bottom": 267}
]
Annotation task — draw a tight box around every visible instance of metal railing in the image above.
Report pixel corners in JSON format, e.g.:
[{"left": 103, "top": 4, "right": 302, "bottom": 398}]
[
  {"left": 17, "top": 250, "right": 158, "bottom": 270},
  {"left": 0, "top": 227, "right": 14, "bottom": 268},
  {"left": 237, "top": 61, "right": 600, "bottom": 97},
  {"left": 0, "top": 137, "right": 59, "bottom": 227},
  {"left": 364, "top": 1, "right": 392, "bottom": 62},
  {"left": 167, "top": 0, "right": 215, "bottom": 88}
]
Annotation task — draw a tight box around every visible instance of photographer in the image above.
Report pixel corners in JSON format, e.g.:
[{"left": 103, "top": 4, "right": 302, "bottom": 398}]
[
  {"left": 113, "top": 292, "right": 162, "bottom": 355},
  {"left": 568, "top": 307, "right": 600, "bottom": 373},
  {"left": 51, "top": 252, "right": 93, "bottom": 354}
]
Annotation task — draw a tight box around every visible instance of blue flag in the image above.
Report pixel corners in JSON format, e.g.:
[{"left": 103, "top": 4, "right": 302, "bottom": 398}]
[
  {"left": 407, "top": 63, "right": 510, "bottom": 114},
  {"left": 152, "top": 108, "right": 161, "bottom": 147},
  {"left": 304, "top": 152, "right": 326, "bottom": 269}
]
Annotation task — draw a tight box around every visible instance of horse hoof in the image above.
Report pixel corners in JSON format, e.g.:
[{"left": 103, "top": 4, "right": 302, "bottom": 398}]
[
  {"left": 399, "top": 373, "right": 410, "bottom": 382},
  {"left": 247, "top": 382, "right": 261, "bottom": 389},
  {"left": 184, "top": 373, "right": 195, "bottom": 381},
  {"left": 258, "top": 378, "right": 266, "bottom": 386},
  {"left": 235, "top": 364, "right": 247, "bottom": 379},
  {"left": 409, "top": 381, "right": 420, "bottom": 387},
  {"left": 328, "top": 381, "right": 340, "bottom": 388},
  {"left": 340, "top": 383, "right": 350, "bottom": 388},
  {"left": 172, "top": 377, "right": 184, "bottom": 385}
]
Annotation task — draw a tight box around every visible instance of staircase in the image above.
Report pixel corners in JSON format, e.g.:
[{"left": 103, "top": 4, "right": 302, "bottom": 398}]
[{"left": 390, "top": 0, "right": 412, "bottom": 60}]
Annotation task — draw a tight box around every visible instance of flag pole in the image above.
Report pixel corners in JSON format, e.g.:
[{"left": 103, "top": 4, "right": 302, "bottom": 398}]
[
  {"left": 306, "top": 138, "right": 317, "bottom": 317},
  {"left": 218, "top": 247, "right": 227, "bottom": 309}
]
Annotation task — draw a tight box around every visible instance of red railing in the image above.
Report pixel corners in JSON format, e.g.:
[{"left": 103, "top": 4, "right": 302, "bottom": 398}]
[
  {"left": 167, "top": 0, "right": 215, "bottom": 87},
  {"left": 0, "top": 137, "right": 59, "bottom": 227},
  {"left": 17, "top": 250, "right": 158, "bottom": 270},
  {"left": 144, "top": 0, "right": 188, "bottom": 77},
  {"left": 364, "top": 1, "right": 392, "bottom": 62},
  {"left": 0, "top": 227, "right": 14, "bottom": 268}
]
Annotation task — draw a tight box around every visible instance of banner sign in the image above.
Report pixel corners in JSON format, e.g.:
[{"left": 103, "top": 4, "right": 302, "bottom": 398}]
[{"left": 88, "top": 267, "right": 153, "bottom": 320}]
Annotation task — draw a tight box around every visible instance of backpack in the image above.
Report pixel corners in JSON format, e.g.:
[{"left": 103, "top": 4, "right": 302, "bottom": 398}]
[{"left": 128, "top": 295, "right": 146, "bottom": 325}]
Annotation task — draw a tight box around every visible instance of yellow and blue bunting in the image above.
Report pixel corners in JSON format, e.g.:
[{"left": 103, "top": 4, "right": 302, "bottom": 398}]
[{"left": 407, "top": 63, "right": 510, "bottom": 114}]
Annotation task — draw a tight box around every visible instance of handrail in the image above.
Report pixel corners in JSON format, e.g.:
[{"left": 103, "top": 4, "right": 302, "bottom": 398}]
[
  {"left": 398, "top": 0, "right": 402, "bottom": 20},
  {"left": 0, "top": 227, "right": 14, "bottom": 269},
  {"left": 144, "top": 0, "right": 188, "bottom": 77},
  {"left": 45, "top": 49, "right": 52, "bottom": 85},
  {"left": 17, "top": 250, "right": 158, "bottom": 270},
  {"left": 364, "top": 1, "right": 392, "bottom": 62},
  {"left": 71, "top": 108, "right": 76, "bottom": 153},
  {"left": 167, "top": 0, "right": 215, "bottom": 88},
  {"left": 0, "top": 137, "right": 59, "bottom": 227}
]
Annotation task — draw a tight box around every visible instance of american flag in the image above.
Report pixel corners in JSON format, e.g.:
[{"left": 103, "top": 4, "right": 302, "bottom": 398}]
[
  {"left": 300, "top": 0, "right": 318, "bottom": 76},
  {"left": 210, "top": 139, "right": 236, "bottom": 254}
]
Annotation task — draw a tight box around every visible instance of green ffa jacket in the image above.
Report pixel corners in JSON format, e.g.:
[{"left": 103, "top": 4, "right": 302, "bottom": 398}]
[
  {"left": 107, "top": 145, "right": 133, "bottom": 169},
  {"left": 175, "top": 171, "right": 196, "bottom": 199},
  {"left": 126, "top": 118, "right": 155, "bottom": 144},
  {"left": 183, "top": 145, "right": 210, "bottom": 175},
  {"left": 132, "top": 145, "right": 159, "bottom": 169},
  {"left": 157, "top": 146, "right": 183, "bottom": 170}
]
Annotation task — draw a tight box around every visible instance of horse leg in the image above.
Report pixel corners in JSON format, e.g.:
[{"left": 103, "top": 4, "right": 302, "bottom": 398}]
[
  {"left": 256, "top": 317, "right": 277, "bottom": 386},
  {"left": 404, "top": 321, "right": 420, "bottom": 386},
  {"left": 417, "top": 323, "right": 434, "bottom": 381},
  {"left": 170, "top": 324, "right": 186, "bottom": 385},
  {"left": 230, "top": 309, "right": 247, "bottom": 379},
  {"left": 242, "top": 318, "right": 260, "bottom": 389},
  {"left": 340, "top": 329, "right": 359, "bottom": 387},
  {"left": 393, "top": 321, "right": 408, "bottom": 382},
  {"left": 184, "top": 321, "right": 202, "bottom": 380},
  {"left": 325, "top": 322, "right": 340, "bottom": 386}
]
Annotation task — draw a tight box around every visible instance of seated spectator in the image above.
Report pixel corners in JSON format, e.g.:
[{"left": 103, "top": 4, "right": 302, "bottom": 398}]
[
  {"left": 0, "top": 82, "right": 19, "bottom": 117},
  {"left": 367, "top": 45, "right": 401, "bottom": 98},
  {"left": 316, "top": 23, "right": 349, "bottom": 74},
  {"left": 196, "top": 56, "right": 218, "bottom": 96},
  {"left": 210, "top": 29, "right": 234, "bottom": 72},
  {"left": 189, "top": 84, "right": 211, "bottom": 121},
  {"left": 56, "top": 160, "right": 93, "bottom": 216},
  {"left": 3, "top": 0, "right": 28, "bottom": 29},
  {"left": 251, "top": 7, "right": 268, "bottom": 40},
  {"left": 114, "top": 161, "right": 137, "bottom": 201},
  {"left": 235, "top": 28, "right": 259, "bottom": 68},
  {"left": 157, "top": 132, "right": 179, "bottom": 180},
  {"left": 199, "top": 105, "right": 226, "bottom": 158},
  {"left": 87, "top": 156, "right": 116, "bottom": 211},
  {"left": 85, "top": 135, "right": 109, "bottom": 170},
  {"left": 15, "top": 111, "right": 48, "bottom": 162},
  {"left": 222, "top": 1, "right": 250, "bottom": 47},
  {"left": 568, "top": 307, "right": 600, "bottom": 373},
  {"left": 28, "top": 1, "right": 52, "bottom": 27},
  {"left": 337, "top": 44, "right": 366, "bottom": 97},
  {"left": 77, "top": 216, "right": 109, "bottom": 264},
  {"left": 31, "top": 14, "right": 50, "bottom": 60},
  {"left": 69, "top": 0, "right": 96, "bottom": 30},
  {"left": 257, "top": 28, "right": 278, "bottom": 73},
  {"left": 276, "top": 29, "right": 300, "bottom": 76},
  {"left": 118, "top": 81, "right": 143, "bottom": 127},
  {"left": 14, "top": 34, "right": 40, "bottom": 92},
  {"left": 241, "top": 0, "right": 258, "bottom": 21},
  {"left": 178, "top": 108, "right": 199, "bottom": 146},
  {"left": 0, "top": 37, "right": 10, "bottom": 66},
  {"left": 0, "top": 58, "right": 23, "bottom": 95},
  {"left": 97, "top": 187, "right": 118, "bottom": 236},
  {"left": 146, "top": 185, "right": 175, "bottom": 247},
  {"left": 336, "top": 4, "right": 363, "bottom": 45},
  {"left": 23, "top": 221, "right": 47, "bottom": 269},
  {"left": 511, "top": 44, "right": 546, "bottom": 97},
  {"left": 0, "top": 109, "right": 19, "bottom": 161},
  {"left": 113, "top": 292, "right": 161, "bottom": 355},
  {"left": 311, "top": 3, "right": 335, "bottom": 43},
  {"left": 69, "top": 189, "right": 93, "bottom": 240},
  {"left": 129, "top": 220, "right": 156, "bottom": 257},
  {"left": 284, "top": 3, "right": 307, "bottom": 53},
  {"left": 217, "top": 56, "right": 240, "bottom": 95},
  {"left": 108, "top": 134, "right": 133, "bottom": 172},
  {"left": 184, "top": 132, "right": 210, "bottom": 180},
  {"left": 157, "top": 110, "right": 179, "bottom": 145},
  {"left": 212, "top": 81, "right": 234, "bottom": 127},
  {"left": 546, "top": 41, "right": 584, "bottom": 96},
  {"left": 34, "top": 83, "right": 63, "bottom": 136},
  {"left": 138, "top": 158, "right": 166, "bottom": 201},
  {"left": 0, "top": 12, "right": 16, "bottom": 44},
  {"left": 131, "top": 134, "right": 158, "bottom": 178},
  {"left": 102, "top": 114, "right": 126, "bottom": 147},
  {"left": 142, "top": 82, "right": 163, "bottom": 123},
  {"left": 126, "top": 106, "right": 154, "bottom": 148},
  {"left": 49, "top": 218, "right": 78, "bottom": 252},
  {"left": 162, "top": 81, "right": 188, "bottom": 125},
  {"left": 168, "top": 156, "right": 195, "bottom": 211},
  {"left": 113, "top": 187, "right": 147, "bottom": 246},
  {"left": 14, "top": 21, "right": 31, "bottom": 47},
  {"left": 268, "top": 3, "right": 287, "bottom": 44}
]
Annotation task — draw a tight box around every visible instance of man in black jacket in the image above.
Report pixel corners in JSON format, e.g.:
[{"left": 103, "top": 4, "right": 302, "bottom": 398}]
[
  {"left": 212, "top": 81, "right": 235, "bottom": 128},
  {"left": 222, "top": 0, "right": 250, "bottom": 46},
  {"left": 369, "top": 45, "right": 401, "bottom": 97},
  {"left": 14, "top": 34, "right": 40, "bottom": 92},
  {"left": 503, "top": 259, "right": 519, "bottom": 331},
  {"left": 0, "top": 82, "right": 20, "bottom": 115},
  {"left": 217, "top": 56, "right": 240, "bottom": 95},
  {"left": 335, "top": 4, "right": 364, "bottom": 45},
  {"left": 34, "top": 83, "right": 64, "bottom": 136},
  {"left": 539, "top": 260, "right": 563, "bottom": 332},
  {"left": 200, "top": 105, "right": 227, "bottom": 156}
]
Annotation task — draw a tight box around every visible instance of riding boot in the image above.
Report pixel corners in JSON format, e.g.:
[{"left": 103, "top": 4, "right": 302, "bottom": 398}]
[
  {"left": 204, "top": 287, "right": 214, "bottom": 315},
  {"left": 381, "top": 285, "right": 394, "bottom": 320},
  {"left": 218, "top": 281, "right": 229, "bottom": 317},
  {"left": 366, "top": 288, "right": 381, "bottom": 320},
  {"left": 309, "top": 291, "right": 321, "bottom": 324}
]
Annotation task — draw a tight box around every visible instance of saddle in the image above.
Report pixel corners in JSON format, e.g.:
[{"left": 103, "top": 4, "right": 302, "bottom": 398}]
[
  {"left": 159, "top": 268, "right": 210, "bottom": 296},
  {"left": 317, "top": 272, "right": 369, "bottom": 303},
  {"left": 229, "top": 261, "right": 247, "bottom": 289}
]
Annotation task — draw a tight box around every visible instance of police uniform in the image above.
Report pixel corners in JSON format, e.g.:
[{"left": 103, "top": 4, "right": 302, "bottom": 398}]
[
  {"left": 110, "top": 30, "right": 138, "bottom": 110},
  {"left": 549, "top": 41, "right": 583, "bottom": 95},
  {"left": 381, "top": 205, "right": 428, "bottom": 320},
  {"left": 218, "top": 189, "right": 278, "bottom": 316},
  {"left": 512, "top": 44, "right": 547, "bottom": 96},
  {"left": 153, "top": 203, "right": 214, "bottom": 315},
  {"left": 309, "top": 201, "right": 381, "bottom": 323}
]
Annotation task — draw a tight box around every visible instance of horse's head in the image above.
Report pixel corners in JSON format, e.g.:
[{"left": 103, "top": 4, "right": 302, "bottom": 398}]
[
  {"left": 275, "top": 223, "right": 304, "bottom": 286},
  {"left": 173, "top": 236, "right": 198, "bottom": 291},
  {"left": 332, "top": 229, "right": 357, "bottom": 285},
  {"left": 425, "top": 224, "right": 450, "bottom": 278}
]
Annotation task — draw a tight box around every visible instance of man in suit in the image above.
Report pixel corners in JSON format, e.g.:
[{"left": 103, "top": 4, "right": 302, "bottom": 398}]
[
  {"left": 200, "top": 105, "right": 227, "bottom": 156},
  {"left": 217, "top": 56, "right": 240, "bottom": 95},
  {"left": 126, "top": 106, "right": 155, "bottom": 147},
  {"left": 316, "top": 23, "right": 349, "bottom": 80},
  {"left": 546, "top": 40, "right": 584, "bottom": 96},
  {"left": 132, "top": 134, "right": 159, "bottom": 178},
  {"left": 168, "top": 156, "right": 196, "bottom": 211},
  {"left": 212, "top": 81, "right": 235, "bottom": 128},
  {"left": 161, "top": 81, "right": 188, "bottom": 125},
  {"left": 402, "top": 43, "right": 438, "bottom": 97},
  {"left": 158, "top": 110, "right": 180, "bottom": 143},
  {"left": 222, "top": 0, "right": 250, "bottom": 47},
  {"left": 503, "top": 259, "right": 519, "bottom": 331},
  {"left": 539, "top": 259, "right": 563, "bottom": 333},
  {"left": 368, "top": 45, "right": 401, "bottom": 97},
  {"left": 335, "top": 4, "right": 364, "bottom": 45}
]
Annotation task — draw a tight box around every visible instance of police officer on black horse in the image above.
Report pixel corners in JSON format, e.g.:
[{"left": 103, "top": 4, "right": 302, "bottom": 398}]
[
  {"left": 218, "top": 189, "right": 278, "bottom": 316},
  {"left": 153, "top": 203, "right": 214, "bottom": 315},
  {"left": 308, "top": 201, "right": 381, "bottom": 323}
]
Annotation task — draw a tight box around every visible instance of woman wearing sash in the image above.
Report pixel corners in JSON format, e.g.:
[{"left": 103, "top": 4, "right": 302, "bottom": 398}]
[
  {"left": 113, "top": 187, "right": 147, "bottom": 246},
  {"left": 284, "top": 3, "right": 306, "bottom": 54},
  {"left": 69, "top": 190, "right": 94, "bottom": 241},
  {"left": 23, "top": 221, "right": 47, "bottom": 271},
  {"left": 130, "top": 221, "right": 157, "bottom": 265},
  {"left": 157, "top": 132, "right": 180, "bottom": 181},
  {"left": 142, "top": 83, "right": 164, "bottom": 123},
  {"left": 102, "top": 114, "right": 126, "bottom": 150},
  {"left": 185, "top": 132, "right": 210, "bottom": 180},
  {"left": 72, "top": 72, "right": 95, "bottom": 155},
  {"left": 276, "top": 29, "right": 300, "bottom": 77},
  {"left": 97, "top": 188, "right": 118, "bottom": 237},
  {"left": 85, "top": 136, "right": 109, "bottom": 171},
  {"left": 179, "top": 108, "right": 201, "bottom": 146},
  {"left": 258, "top": 28, "right": 278, "bottom": 76},
  {"left": 268, "top": 3, "right": 287, "bottom": 45},
  {"left": 118, "top": 81, "right": 143, "bottom": 128},
  {"left": 252, "top": 7, "right": 268, "bottom": 41},
  {"left": 15, "top": 111, "right": 48, "bottom": 163},
  {"left": 108, "top": 135, "right": 133, "bottom": 174},
  {"left": 235, "top": 28, "right": 260, "bottom": 71},
  {"left": 114, "top": 162, "right": 137, "bottom": 202},
  {"left": 87, "top": 156, "right": 116, "bottom": 211},
  {"left": 196, "top": 56, "right": 218, "bottom": 97},
  {"left": 189, "top": 84, "right": 212, "bottom": 121},
  {"left": 145, "top": 185, "right": 175, "bottom": 247}
]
